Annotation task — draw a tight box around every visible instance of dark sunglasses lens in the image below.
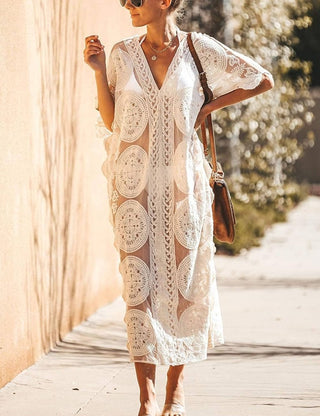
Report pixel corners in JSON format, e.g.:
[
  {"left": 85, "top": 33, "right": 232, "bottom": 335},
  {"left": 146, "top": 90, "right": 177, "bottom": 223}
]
[{"left": 120, "top": 0, "right": 143, "bottom": 6}]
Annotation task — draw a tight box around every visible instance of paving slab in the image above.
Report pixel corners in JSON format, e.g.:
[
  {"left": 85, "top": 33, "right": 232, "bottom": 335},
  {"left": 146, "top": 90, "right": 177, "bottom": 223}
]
[{"left": 215, "top": 196, "right": 320, "bottom": 283}]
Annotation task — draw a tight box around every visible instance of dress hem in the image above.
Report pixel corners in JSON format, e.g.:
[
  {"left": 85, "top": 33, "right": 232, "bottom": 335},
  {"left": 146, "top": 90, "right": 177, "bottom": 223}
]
[{"left": 128, "top": 349, "right": 218, "bottom": 366}]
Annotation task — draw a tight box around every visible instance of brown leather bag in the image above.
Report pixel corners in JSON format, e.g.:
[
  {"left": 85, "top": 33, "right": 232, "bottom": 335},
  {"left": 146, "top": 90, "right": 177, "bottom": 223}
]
[{"left": 187, "top": 32, "right": 236, "bottom": 244}]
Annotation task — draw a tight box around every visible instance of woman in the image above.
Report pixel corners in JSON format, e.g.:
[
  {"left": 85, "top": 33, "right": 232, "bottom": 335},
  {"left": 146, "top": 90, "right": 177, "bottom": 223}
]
[{"left": 83, "top": 1, "right": 274, "bottom": 415}]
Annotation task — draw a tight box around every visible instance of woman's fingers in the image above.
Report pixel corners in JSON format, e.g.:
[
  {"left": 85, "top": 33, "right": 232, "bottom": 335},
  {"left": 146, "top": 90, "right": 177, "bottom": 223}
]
[
  {"left": 83, "top": 35, "right": 106, "bottom": 71},
  {"left": 83, "top": 35, "right": 105, "bottom": 59},
  {"left": 85, "top": 35, "right": 98, "bottom": 46},
  {"left": 86, "top": 45, "right": 104, "bottom": 53},
  {"left": 87, "top": 40, "right": 103, "bottom": 48},
  {"left": 84, "top": 35, "right": 104, "bottom": 50},
  {"left": 86, "top": 48, "right": 104, "bottom": 57},
  {"left": 86, "top": 50, "right": 98, "bottom": 57}
]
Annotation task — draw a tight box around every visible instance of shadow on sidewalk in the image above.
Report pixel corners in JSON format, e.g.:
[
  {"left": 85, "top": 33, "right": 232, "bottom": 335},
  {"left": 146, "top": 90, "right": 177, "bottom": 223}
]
[
  {"left": 208, "top": 342, "right": 320, "bottom": 358},
  {"left": 48, "top": 320, "right": 131, "bottom": 366}
]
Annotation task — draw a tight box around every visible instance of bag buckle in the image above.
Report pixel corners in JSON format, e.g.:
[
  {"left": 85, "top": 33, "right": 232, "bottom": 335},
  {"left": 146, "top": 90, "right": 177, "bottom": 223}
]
[{"left": 211, "top": 170, "right": 224, "bottom": 182}]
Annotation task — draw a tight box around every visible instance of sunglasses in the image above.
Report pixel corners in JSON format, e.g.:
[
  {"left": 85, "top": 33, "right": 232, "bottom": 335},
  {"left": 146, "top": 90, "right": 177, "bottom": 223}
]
[{"left": 120, "top": 0, "right": 144, "bottom": 7}]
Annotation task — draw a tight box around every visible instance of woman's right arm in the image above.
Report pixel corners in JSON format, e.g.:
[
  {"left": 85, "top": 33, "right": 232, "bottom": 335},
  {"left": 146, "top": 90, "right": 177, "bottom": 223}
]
[{"left": 83, "top": 35, "right": 115, "bottom": 132}]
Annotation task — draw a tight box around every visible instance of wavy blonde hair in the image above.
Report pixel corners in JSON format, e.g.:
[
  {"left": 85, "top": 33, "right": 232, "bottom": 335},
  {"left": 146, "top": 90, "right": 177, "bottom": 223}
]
[{"left": 168, "top": 0, "right": 186, "bottom": 21}]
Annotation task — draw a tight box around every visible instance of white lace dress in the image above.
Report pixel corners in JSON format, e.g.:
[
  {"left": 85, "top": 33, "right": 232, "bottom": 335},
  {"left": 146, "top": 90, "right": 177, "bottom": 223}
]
[{"left": 96, "top": 29, "right": 273, "bottom": 365}]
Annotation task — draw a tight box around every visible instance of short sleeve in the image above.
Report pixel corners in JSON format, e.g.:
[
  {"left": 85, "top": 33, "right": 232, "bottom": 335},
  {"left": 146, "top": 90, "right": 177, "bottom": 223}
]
[
  {"left": 192, "top": 32, "right": 274, "bottom": 100},
  {"left": 95, "top": 45, "right": 117, "bottom": 140}
]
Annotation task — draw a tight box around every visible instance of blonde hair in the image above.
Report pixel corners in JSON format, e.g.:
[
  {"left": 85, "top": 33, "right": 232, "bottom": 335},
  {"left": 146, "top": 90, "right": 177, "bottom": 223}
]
[
  {"left": 168, "top": 0, "right": 186, "bottom": 21},
  {"left": 169, "top": 0, "right": 184, "bottom": 10}
]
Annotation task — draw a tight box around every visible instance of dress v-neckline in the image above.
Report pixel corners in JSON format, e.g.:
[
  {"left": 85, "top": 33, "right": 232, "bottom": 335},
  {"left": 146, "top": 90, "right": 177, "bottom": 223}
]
[{"left": 135, "top": 30, "right": 187, "bottom": 92}]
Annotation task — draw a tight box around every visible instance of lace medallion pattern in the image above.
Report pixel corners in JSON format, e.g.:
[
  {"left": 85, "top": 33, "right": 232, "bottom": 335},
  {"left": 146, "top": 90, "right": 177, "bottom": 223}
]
[
  {"left": 173, "top": 86, "right": 203, "bottom": 135},
  {"left": 124, "top": 309, "right": 156, "bottom": 356},
  {"left": 115, "top": 145, "right": 148, "bottom": 198},
  {"left": 174, "top": 197, "right": 202, "bottom": 250},
  {"left": 97, "top": 30, "right": 273, "bottom": 365},
  {"left": 114, "top": 200, "right": 149, "bottom": 253},
  {"left": 173, "top": 140, "right": 190, "bottom": 194},
  {"left": 179, "top": 304, "right": 209, "bottom": 337},
  {"left": 120, "top": 256, "right": 151, "bottom": 306},
  {"left": 177, "top": 246, "right": 211, "bottom": 302},
  {"left": 115, "top": 91, "right": 148, "bottom": 142}
]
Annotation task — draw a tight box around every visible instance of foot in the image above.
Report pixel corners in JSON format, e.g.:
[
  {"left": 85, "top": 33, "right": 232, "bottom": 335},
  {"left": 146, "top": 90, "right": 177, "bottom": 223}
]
[
  {"left": 161, "top": 402, "right": 185, "bottom": 416},
  {"left": 163, "top": 368, "right": 185, "bottom": 416},
  {"left": 139, "top": 399, "right": 161, "bottom": 416},
  {"left": 164, "top": 377, "right": 185, "bottom": 407}
]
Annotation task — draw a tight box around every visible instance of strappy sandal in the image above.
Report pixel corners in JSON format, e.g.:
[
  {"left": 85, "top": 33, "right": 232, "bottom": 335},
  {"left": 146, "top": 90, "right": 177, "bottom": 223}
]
[{"left": 161, "top": 403, "right": 186, "bottom": 416}]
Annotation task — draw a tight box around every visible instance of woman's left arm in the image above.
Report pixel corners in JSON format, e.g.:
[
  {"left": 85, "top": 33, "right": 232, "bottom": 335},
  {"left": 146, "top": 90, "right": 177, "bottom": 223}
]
[
  {"left": 193, "top": 33, "right": 275, "bottom": 129},
  {"left": 195, "top": 73, "right": 274, "bottom": 128},
  {"left": 206, "top": 73, "right": 273, "bottom": 113}
]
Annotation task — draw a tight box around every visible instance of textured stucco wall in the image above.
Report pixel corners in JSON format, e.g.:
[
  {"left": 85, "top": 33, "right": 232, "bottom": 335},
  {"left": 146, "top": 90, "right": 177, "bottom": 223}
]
[{"left": 0, "top": 0, "right": 143, "bottom": 388}]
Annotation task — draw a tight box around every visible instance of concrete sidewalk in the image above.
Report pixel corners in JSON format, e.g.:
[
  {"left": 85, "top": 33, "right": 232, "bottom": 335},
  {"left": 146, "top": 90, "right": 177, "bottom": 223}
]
[{"left": 1, "top": 196, "right": 320, "bottom": 416}]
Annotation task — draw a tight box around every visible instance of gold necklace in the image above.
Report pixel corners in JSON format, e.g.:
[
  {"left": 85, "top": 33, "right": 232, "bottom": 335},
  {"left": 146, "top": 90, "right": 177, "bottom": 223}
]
[{"left": 142, "top": 28, "right": 179, "bottom": 61}]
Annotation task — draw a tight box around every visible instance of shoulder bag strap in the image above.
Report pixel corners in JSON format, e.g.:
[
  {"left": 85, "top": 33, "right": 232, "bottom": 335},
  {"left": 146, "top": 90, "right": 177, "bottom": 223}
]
[{"left": 187, "top": 32, "right": 218, "bottom": 174}]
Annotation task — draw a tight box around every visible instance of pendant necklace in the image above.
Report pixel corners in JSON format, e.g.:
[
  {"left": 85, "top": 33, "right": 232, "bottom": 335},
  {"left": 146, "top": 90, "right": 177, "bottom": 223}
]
[{"left": 141, "top": 28, "right": 179, "bottom": 61}]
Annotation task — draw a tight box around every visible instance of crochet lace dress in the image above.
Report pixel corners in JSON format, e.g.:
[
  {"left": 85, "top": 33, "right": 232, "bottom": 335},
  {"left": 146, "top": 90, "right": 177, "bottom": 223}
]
[{"left": 96, "top": 29, "right": 273, "bottom": 365}]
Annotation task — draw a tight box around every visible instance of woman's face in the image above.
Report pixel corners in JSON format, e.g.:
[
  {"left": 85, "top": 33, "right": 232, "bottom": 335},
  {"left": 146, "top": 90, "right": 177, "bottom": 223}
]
[{"left": 124, "top": 0, "right": 171, "bottom": 27}]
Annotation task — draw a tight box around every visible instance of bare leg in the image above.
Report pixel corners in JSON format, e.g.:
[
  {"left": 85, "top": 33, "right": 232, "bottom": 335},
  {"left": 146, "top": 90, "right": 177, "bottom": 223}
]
[
  {"left": 134, "top": 362, "right": 160, "bottom": 416},
  {"left": 164, "top": 364, "right": 185, "bottom": 406}
]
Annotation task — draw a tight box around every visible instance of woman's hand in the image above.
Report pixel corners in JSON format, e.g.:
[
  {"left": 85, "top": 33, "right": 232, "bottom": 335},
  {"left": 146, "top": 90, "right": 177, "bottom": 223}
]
[{"left": 83, "top": 35, "right": 106, "bottom": 74}]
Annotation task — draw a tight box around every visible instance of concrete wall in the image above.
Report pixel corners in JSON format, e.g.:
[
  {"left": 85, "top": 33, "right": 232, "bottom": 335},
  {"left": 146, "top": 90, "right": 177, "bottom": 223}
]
[{"left": 0, "top": 0, "right": 143, "bottom": 388}]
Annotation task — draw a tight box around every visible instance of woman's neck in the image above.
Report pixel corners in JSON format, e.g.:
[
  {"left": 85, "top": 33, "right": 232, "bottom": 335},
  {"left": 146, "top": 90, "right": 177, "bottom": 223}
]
[{"left": 145, "top": 19, "right": 178, "bottom": 48}]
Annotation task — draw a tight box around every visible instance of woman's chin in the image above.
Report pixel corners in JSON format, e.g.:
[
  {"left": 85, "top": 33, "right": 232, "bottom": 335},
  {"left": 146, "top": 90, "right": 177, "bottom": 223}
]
[{"left": 131, "top": 21, "right": 144, "bottom": 28}]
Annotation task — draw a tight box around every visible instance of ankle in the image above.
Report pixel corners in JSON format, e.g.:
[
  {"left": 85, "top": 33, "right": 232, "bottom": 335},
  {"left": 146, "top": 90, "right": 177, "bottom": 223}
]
[
  {"left": 167, "top": 365, "right": 184, "bottom": 379},
  {"left": 138, "top": 396, "right": 159, "bottom": 416},
  {"left": 140, "top": 389, "right": 157, "bottom": 403},
  {"left": 164, "top": 382, "right": 185, "bottom": 406},
  {"left": 166, "top": 372, "right": 184, "bottom": 387}
]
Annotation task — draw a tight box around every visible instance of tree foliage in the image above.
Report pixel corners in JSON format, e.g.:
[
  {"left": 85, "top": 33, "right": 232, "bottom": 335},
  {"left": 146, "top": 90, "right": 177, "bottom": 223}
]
[
  {"left": 290, "top": 0, "right": 320, "bottom": 86},
  {"left": 181, "top": 0, "right": 226, "bottom": 41}
]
